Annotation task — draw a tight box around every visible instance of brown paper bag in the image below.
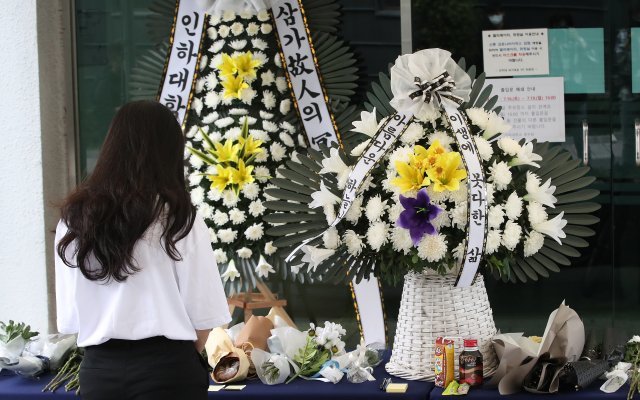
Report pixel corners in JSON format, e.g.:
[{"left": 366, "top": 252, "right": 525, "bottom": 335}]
[
  {"left": 234, "top": 316, "right": 273, "bottom": 351},
  {"left": 204, "top": 327, "right": 250, "bottom": 384}
]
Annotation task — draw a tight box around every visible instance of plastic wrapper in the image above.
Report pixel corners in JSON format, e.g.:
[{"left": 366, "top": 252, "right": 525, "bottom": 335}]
[
  {"left": 0, "top": 336, "right": 26, "bottom": 365},
  {"left": 251, "top": 348, "right": 292, "bottom": 385},
  {"left": 0, "top": 334, "right": 76, "bottom": 377}
]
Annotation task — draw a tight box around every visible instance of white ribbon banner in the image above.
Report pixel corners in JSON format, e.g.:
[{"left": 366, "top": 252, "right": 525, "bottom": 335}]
[
  {"left": 442, "top": 103, "right": 488, "bottom": 287},
  {"left": 271, "top": 0, "right": 339, "bottom": 150},
  {"left": 158, "top": 0, "right": 205, "bottom": 126}
]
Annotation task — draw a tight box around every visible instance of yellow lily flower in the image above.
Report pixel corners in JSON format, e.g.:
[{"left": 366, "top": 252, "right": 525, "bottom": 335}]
[
  {"left": 427, "top": 151, "right": 467, "bottom": 192},
  {"left": 221, "top": 75, "right": 249, "bottom": 100},
  {"left": 217, "top": 54, "right": 237, "bottom": 78},
  {"left": 391, "top": 160, "right": 430, "bottom": 193},
  {"left": 233, "top": 52, "right": 262, "bottom": 81},
  {"left": 211, "top": 139, "right": 240, "bottom": 163},
  {"left": 208, "top": 165, "right": 234, "bottom": 192},
  {"left": 231, "top": 159, "right": 255, "bottom": 192},
  {"left": 238, "top": 134, "right": 263, "bottom": 158}
]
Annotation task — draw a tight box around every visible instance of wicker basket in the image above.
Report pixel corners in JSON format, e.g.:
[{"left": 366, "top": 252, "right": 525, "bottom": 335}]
[{"left": 385, "top": 272, "right": 498, "bottom": 381}]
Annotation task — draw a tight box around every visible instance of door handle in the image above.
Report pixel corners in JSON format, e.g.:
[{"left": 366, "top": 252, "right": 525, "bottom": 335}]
[
  {"left": 635, "top": 118, "right": 640, "bottom": 167},
  {"left": 582, "top": 119, "right": 589, "bottom": 165}
]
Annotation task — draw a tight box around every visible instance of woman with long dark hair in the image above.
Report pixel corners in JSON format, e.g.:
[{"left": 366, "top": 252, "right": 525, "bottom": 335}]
[{"left": 55, "top": 100, "right": 230, "bottom": 400}]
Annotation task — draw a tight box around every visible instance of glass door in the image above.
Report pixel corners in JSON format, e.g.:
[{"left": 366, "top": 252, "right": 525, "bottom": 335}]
[{"left": 410, "top": 0, "right": 640, "bottom": 346}]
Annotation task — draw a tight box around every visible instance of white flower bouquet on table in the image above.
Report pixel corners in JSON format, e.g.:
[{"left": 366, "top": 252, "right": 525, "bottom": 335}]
[{"left": 262, "top": 48, "right": 601, "bottom": 285}]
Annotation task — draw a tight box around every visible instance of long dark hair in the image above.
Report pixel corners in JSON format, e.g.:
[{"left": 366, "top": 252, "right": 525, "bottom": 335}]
[{"left": 57, "top": 100, "right": 195, "bottom": 282}]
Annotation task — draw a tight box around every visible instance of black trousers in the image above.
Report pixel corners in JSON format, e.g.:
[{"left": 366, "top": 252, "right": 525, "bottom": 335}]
[{"left": 79, "top": 336, "right": 209, "bottom": 400}]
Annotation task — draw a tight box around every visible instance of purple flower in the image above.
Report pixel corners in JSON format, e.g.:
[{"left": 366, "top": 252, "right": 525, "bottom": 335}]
[{"left": 397, "top": 188, "right": 442, "bottom": 246}]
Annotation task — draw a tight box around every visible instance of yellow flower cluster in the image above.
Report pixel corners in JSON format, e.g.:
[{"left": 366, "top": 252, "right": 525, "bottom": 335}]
[
  {"left": 216, "top": 52, "right": 262, "bottom": 100},
  {"left": 188, "top": 118, "right": 264, "bottom": 194},
  {"left": 391, "top": 140, "right": 467, "bottom": 193}
]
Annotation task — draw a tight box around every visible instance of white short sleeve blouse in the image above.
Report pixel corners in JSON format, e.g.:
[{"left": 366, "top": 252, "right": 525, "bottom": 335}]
[{"left": 54, "top": 213, "right": 231, "bottom": 347}]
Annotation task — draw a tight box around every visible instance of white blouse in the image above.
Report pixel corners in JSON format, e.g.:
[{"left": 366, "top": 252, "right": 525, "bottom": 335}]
[{"left": 54, "top": 213, "right": 231, "bottom": 347}]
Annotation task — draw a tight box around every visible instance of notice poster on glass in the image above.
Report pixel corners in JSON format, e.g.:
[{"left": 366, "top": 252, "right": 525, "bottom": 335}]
[
  {"left": 547, "top": 28, "right": 604, "bottom": 94},
  {"left": 486, "top": 77, "right": 565, "bottom": 142},
  {"left": 632, "top": 28, "right": 640, "bottom": 93},
  {"left": 482, "top": 28, "right": 549, "bottom": 77}
]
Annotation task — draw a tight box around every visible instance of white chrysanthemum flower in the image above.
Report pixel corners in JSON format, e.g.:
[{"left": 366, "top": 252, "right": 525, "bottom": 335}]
[
  {"left": 257, "top": 9, "right": 270, "bottom": 21},
  {"left": 264, "top": 241, "right": 277, "bottom": 255},
  {"left": 280, "top": 121, "right": 295, "bottom": 133},
  {"left": 367, "top": 221, "right": 389, "bottom": 251},
  {"left": 223, "top": 127, "right": 242, "bottom": 141},
  {"left": 260, "top": 120, "right": 277, "bottom": 133},
  {"left": 452, "top": 240, "right": 466, "bottom": 260},
  {"left": 260, "top": 70, "right": 275, "bottom": 87},
  {"left": 188, "top": 172, "right": 203, "bottom": 187},
  {"left": 628, "top": 335, "right": 640, "bottom": 343},
  {"left": 280, "top": 99, "right": 291, "bottom": 115},
  {"left": 427, "top": 131, "right": 455, "bottom": 150},
  {"left": 213, "top": 210, "right": 229, "bottom": 226},
  {"left": 352, "top": 108, "right": 380, "bottom": 137},
  {"left": 204, "top": 91, "right": 220, "bottom": 109},
  {"left": 249, "top": 129, "right": 269, "bottom": 141},
  {"left": 237, "top": 247, "right": 252, "bottom": 259},
  {"left": 254, "top": 150, "right": 268, "bottom": 162},
  {"left": 533, "top": 212, "right": 567, "bottom": 244},
  {"left": 388, "top": 202, "right": 404, "bottom": 223},
  {"left": 474, "top": 136, "right": 494, "bottom": 162},
  {"left": 207, "top": 27, "right": 218, "bottom": 40},
  {"left": 222, "top": 10, "right": 235, "bottom": 22},
  {"left": 245, "top": 223, "right": 264, "bottom": 241},
  {"left": 322, "top": 227, "right": 341, "bottom": 250},
  {"left": 195, "top": 77, "right": 206, "bottom": 94},
  {"left": 214, "top": 117, "right": 234, "bottom": 129},
  {"left": 231, "top": 22, "right": 244, "bottom": 36},
  {"left": 388, "top": 146, "right": 414, "bottom": 166},
  {"left": 417, "top": 233, "right": 447, "bottom": 262},
  {"left": 261, "top": 90, "right": 276, "bottom": 109},
  {"left": 252, "top": 51, "right": 267, "bottom": 66},
  {"left": 190, "top": 186, "right": 205, "bottom": 205},
  {"left": 209, "top": 14, "right": 221, "bottom": 25},
  {"left": 527, "top": 201, "right": 547, "bottom": 225},
  {"left": 240, "top": 87, "right": 256, "bottom": 104},
  {"left": 186, "top": 125, "right": 198, "bottom": 139},
  {"left": 221, "top": 260, "right": 241, "bottom": 282},
  {"left": 230, "top": 108, "right": 249, "bottom": 116},
  {"left": 365, "top": 195, "right": 388, "bottom": 222},
  {"left": 255, "top": 255, "right": 275, "bottom": 278},
  {"left": 451, "top": 203, "right": 468, "bottom": 228},
  {"left": 504, "top": 192, "right": 523, "bottom": 220},
  {"left": 400, "top": 122, "right": 425, "bottom": 144},
  {"left": 208, "top": 188, "right": 223, "bottom": 201},
  {"left": 252, "top": 38, "right": 268, "bottom": 51},
  {"left": 240, "top": 182, "right": 259, "bottom": 200},
  {"left": 390, "top": 227, "right": 412, "bottom": 254},
  {"left": 229, "top": 209, "right": 247, "bottom": 225},
  {"left": 259, "top": 111, "right": 274, "bottom": 121},
  {"left": 274, "top": 54, "right": 282, "bottom": 67},
  {"left": 213, "top": 248, "right": 228, "bottom": 264},
  {"left": 511, "top": 141, "right": 542, "bottom": 168},
  {"left": 203, "top": 112, "right": 219, "bottom": 125},
  {"left": 502, "top": 220, "right": 522, "bottom": 250},
  {"left": 191, "top": 98, "right": 203, "bottom": 116},
  {"left": 198, "top": 203, "right": 214, "bottom": 219},
  {"left": 344, "top": 196, "right": 363, "bottom": 224},
  {"left": 229, "top": 39, "right": 247, "bottom": 50},
  {"left": 247, "top": 22, "right": 260, "bottom": 36},
  {"left": 275, "top": 77, "right": 288, "bottom": 93},
  {"left": 447, "top": 184, "right": 468, "bottom": 204},
  {"left": 489, "top": 161, "right": 512, "bottom": 191},
  {"left": 218, "top": 25, "right": 230, "bottom": 38},
  {"left": 466, "top": 107, "right": 512, "bottom": 139},
  {"left": 199, "top": 55, "right": 208, "bottom": 71},
  {"left": 222, "top": 190, "right": 240, "bottom": 207},
  {"left": 260, "top": 23, "right": 272, "bottom": 34},
  {"left": 248, "top": 199, "right": 266, "bottom": 217},
  {"left": 431, "top": 205, "right": 451, "bottom": 229},
  {"left": 343, "top": 230, "right": 364, "bottom": 256},
  {"left": 485, "top": 229, "right": 502, "bottom": 254},
  {"left": 218, "top": 228, "right": 237, "bottom": 244},
  {"left": 208, "top": 228, "right": 218, "bottom": 244},
  {"left": 524, "top": 171, "right": 557, "bottom": 207},
  {"left": 279, "top": 131, "right": 295, "bottom": 147},
  {"left": 523, "top": 231, "right": 545, "bottom": 257},
  {"left": 254, "top": 166, "right": 270, "bottom": 182},
  {"left": 497, "top": 137, "right": 521, "bottom": 156},
  {"left": 240, "top": 9, "right": 253, "bottom": 19},
  {"left": 488, "top": 205, "right": 505, "bottom": 229},
  {"left": 298, "top": 134, "right": 307, "bottom": 148},
  {"left": 270, "top": 142, "right": 287, "bottom": 162},
  {"left": 211, "top": 39, "right": 225, "bottom": 54}
]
